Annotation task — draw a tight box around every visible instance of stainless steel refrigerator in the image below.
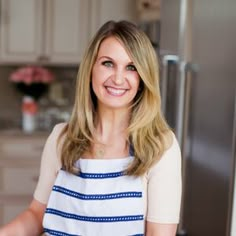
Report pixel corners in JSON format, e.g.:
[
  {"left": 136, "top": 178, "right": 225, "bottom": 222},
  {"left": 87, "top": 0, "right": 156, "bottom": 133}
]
[{"left": 159, "top": 0, "right": 236, "bottom": 235}]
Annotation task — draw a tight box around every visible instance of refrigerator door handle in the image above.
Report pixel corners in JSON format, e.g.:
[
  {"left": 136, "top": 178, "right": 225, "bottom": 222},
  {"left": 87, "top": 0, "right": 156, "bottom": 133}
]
[
  {"left": 177, "top": 61, "right": 198, "bottom": 235},
  {"left": 227, "top": 94, "right": 236, "bottom": 236},
  {"left": 176, "top": 61, "right": 192, "bottom": 148},
  {"left": 161, "top": 55, "right": 179, "bottom": 115}
]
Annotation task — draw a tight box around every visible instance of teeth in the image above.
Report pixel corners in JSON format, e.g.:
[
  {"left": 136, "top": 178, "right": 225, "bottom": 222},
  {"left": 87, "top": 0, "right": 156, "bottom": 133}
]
[{"left": 106, "top": 87, "right": 126, "bottom": 95}]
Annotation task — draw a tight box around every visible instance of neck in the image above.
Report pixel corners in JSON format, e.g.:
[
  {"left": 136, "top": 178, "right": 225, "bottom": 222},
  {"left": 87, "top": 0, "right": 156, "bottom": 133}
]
[
  {"left": 95, "top": 107, "right": 130, "bottom": 144},
  {"left": 82, "top": 107, "right": 131, "bottom": 159}
]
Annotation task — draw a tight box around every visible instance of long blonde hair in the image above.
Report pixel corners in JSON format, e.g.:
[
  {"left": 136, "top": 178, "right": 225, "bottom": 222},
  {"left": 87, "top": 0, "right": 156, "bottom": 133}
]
[{"left": 59, "top": 20, "right": 172, "bottom": 176}]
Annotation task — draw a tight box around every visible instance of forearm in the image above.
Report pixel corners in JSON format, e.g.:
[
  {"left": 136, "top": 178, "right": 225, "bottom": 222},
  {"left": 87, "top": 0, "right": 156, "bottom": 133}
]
[{"left": 146, "top": 221, "right": 177, "bottom": 236}]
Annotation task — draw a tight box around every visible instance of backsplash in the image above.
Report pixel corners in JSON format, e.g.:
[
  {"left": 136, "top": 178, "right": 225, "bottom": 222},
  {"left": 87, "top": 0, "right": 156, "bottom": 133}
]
[{"left": 0, "top": 65, "right": 78, "bottom": 130}]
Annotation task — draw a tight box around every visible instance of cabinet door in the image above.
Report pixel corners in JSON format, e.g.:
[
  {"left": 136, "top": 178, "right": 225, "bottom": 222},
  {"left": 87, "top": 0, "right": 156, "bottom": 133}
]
[
  {"left": 90, "top": 0, "right": 138, "bottom": 39},
  {"left": 0, "top": 200, "right": 30, "bottom": 225},
  {"left": 0, "top": 0, "right": 44, "bottom": 63},
  {"left": 45, "top": 0, "right": 90, "bottom": 64},
  {"left": 0, "top": 166, "right": 39, "bottom": 195}
]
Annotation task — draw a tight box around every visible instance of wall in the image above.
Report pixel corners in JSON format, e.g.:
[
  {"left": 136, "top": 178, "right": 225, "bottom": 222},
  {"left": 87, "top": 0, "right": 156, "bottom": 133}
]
[
  {"left": 0, "top": 67, "right": 22, "bottom": 128},
  {"left": 0, "top": 66, "right": 78, "bottom": 130}
]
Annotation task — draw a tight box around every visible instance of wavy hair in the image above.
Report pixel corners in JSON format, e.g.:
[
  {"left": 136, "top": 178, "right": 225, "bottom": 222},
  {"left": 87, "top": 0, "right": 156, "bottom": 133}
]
[{"left": 59, "top": 20, "right": 172, "bottom": 176}]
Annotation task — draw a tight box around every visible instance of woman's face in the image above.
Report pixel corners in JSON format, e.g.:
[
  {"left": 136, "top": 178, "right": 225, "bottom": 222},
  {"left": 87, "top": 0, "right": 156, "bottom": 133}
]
[{"left": 91, "top": 36, "right": 140, "bottom": 111}]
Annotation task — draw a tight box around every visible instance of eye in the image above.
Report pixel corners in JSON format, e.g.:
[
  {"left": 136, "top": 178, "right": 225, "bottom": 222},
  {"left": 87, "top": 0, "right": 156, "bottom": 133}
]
[
  {"left": 102, "top": 61, "right": 113, "bottom": 67},
  {"left": 126, "top": 64, "right": 137, "bottom": 71}
]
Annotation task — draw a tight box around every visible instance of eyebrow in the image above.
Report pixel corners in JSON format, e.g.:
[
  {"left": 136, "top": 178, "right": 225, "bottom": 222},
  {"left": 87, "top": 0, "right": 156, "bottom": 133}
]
[
  {"left": 97, "top": 56, "right": 113, "bottom": 61},
  {"left": 97, "top": 56, "right": 134, "bottom": 64}
]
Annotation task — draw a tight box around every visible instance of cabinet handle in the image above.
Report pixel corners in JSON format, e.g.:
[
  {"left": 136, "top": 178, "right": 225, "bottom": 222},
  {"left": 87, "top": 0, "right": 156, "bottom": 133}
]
[
  {"left": 37, "top": 55, "right": 49, "bottom": 61},
  {"left": 33, "top": 145, "right": 44, "bottom": 152},
  {"left": 32, "top": 175, "right": 39, "bottom": 183},
  {"left": 1, "top": 7, "right": 9, "bottom": 25}
]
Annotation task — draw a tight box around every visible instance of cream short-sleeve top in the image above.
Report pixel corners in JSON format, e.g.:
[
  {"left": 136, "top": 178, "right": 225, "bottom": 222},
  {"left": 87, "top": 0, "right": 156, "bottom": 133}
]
[{"left": 34, "top": 123, "right": 182, "bottom": 224}]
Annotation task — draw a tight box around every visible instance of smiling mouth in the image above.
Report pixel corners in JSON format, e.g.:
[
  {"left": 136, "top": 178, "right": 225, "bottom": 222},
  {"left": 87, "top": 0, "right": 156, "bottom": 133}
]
[{"left": 106, "top": 86, "right": 127, "bottom": 96}]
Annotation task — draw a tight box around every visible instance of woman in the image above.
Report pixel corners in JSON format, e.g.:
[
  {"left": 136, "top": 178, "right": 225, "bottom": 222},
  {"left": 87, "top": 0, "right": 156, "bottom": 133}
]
[{"left": 0, "top": 20, "right": 182, "bottom": 236}]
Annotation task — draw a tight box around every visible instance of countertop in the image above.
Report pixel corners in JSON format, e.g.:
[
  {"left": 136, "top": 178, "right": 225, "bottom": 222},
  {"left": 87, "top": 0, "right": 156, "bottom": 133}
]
[{"left": 0, "top": 128, "right": 50, "bottom": 138}]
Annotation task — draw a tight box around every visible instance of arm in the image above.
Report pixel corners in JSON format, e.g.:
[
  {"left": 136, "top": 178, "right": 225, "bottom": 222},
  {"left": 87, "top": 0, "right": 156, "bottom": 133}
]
[
  {"left": 0, "top": 199, "right": 46, "bottom": 236},
  {"left": 146, "top": 221, "right": 177, "bottom": 236}
]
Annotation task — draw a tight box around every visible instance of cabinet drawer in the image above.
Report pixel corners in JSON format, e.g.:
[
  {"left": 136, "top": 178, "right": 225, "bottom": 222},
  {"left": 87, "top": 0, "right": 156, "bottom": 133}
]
[
  {"left": 0, "top": 167, "right": 39, "bottom": 195},
  {"left": 0, "top": 138, "right": 45, "bottom": 159},
  {"left": 0, "top": 201, "right": 30, "bottom": 225}
]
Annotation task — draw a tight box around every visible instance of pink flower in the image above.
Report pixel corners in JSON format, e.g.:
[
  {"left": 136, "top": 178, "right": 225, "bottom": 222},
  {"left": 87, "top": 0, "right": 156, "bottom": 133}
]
[{"left": 10, "top": 66, "right": 55, "bottom": 85}]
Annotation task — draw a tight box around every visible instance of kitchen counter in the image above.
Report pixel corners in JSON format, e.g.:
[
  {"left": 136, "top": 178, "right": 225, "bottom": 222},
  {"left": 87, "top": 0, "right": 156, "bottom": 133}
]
[{"left": 0, "top": 128, "right": 50, "bottom": 138}]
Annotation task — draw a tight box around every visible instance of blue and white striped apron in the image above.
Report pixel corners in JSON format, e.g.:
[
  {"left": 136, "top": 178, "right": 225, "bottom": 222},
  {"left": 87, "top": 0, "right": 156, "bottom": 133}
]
[{"left": 43, "top": 156, "right": 145, "bottom": 236}]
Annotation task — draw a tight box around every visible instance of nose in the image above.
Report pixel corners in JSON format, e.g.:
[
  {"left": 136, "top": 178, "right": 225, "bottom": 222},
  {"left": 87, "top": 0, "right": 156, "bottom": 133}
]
[{"left": 112, "top": 69, "right": 125, "bottom": 85}]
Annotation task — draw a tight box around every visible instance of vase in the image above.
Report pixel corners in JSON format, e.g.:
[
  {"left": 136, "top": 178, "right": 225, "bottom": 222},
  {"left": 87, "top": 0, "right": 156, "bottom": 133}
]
[
  {"left": 16, "top": 83, "right": 48, "bottom": 101},
  {"left": 22, "top": 96, "right": 38, "bottom": 133}
]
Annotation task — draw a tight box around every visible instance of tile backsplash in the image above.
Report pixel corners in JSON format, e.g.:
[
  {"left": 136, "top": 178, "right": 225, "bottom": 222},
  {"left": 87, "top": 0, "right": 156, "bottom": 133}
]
[{"left": 0, "top": 65, "right": 78, "bottom": 130}]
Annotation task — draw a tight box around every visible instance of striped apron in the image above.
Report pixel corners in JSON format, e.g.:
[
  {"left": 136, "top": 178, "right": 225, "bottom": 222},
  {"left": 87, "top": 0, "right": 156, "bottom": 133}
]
[{"left": 43, "top": 156, "right": 145, "bottom": 236}]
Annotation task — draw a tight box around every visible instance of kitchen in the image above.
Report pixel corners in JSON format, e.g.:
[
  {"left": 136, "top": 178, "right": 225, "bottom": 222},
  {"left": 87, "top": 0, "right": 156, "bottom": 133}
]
[
  {"left": 0, "top": 0, "right": 236, "bottom": 236},
  {"left": 0, "top": 0, "right": 139, "bottom": 227}
]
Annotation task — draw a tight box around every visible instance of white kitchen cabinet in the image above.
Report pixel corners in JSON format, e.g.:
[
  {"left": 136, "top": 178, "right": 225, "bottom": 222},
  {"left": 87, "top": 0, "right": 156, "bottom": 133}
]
[
  {"left": 0, "top": 0, "right": 43, "bottom": 63},
  {"left": 0, "top": 0, "right": 90, "bottom": 65},
  {"left": 0, "top": 0, "right": 138, "bottom": 65},
  {"left": 90, "top": 0, "right": 138, "bottom": 39},
  {"left": 0, "top": 132, "right": 47, "bottom": 225},
  {"left": 44, "top": 0, "right": 90, "bottom": 64}
]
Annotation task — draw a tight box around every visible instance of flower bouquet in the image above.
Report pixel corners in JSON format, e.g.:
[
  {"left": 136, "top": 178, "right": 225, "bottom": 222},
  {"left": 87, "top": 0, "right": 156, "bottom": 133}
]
[
  {"left": 9, "top": 66, "right": 55, "bottom": 132},
  {"left": 9, "top": 66, "right": 55, "bottom": 100}
]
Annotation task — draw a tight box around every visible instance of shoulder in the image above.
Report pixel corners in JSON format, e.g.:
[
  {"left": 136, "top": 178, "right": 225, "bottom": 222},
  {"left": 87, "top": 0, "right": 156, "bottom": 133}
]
[
  {"left": 47, "top": 122, "right": 68, "bottom": 145},
  {"left": 148, "top": 132, "right": 181, "bottom": 178},
  {"left": 42, "top": 122, "right": 68, "bottom": 163},
  {"left": 51, "top": 122, "right": 68, "bottom": 138}
]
